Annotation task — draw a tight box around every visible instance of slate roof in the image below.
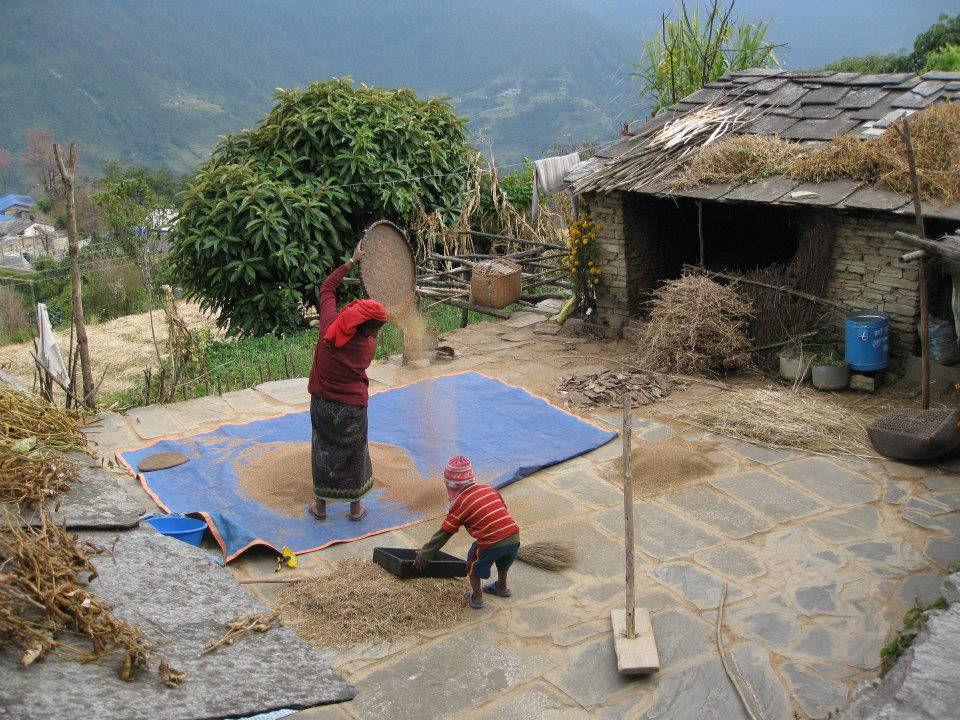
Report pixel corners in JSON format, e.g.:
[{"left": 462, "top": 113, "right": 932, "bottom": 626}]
[{"left": 570, "top": 69, "right": 960, "bottom": 221}]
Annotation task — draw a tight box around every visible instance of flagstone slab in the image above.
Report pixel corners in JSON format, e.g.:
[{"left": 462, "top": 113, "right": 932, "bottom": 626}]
[
  {"left": 727, "top": 441, "right": 799, "bottom": 465},
  {"left": 648, "top": 562, "right": 751, "bottom": 610},
  {"left": 928, "top": 490, "right": 960, "bottom": 511},
  {"left": 548, "top": 470, "right": 622, "bottom": 507},
  {"left": 695, "top": 544, "right": 766, "bottom": 581},
  {"left": 904, "top": 509, "right": 960, "bottom": 534},
  {"left": 777, "top": 458, "right": 880, "bottom": 506},
  {"left": 83, "top": 410, "right": 138, "bottom": 450},
  {"left": 884, "top": 481, "right": 911, "bottom": 504},
  {"left": 793, "top": 581, "right": 841, "bottom": 614},
  {"left": 222, "top": 388, "right": 280, "bottom": 414},
  {"left": 711, "top": 471, "right": 826, "bottom": 522},
  {"left": 648, "top": 607, "right": 714, "bottom": 666},
  {"left": 528, "top": 521, "right": 629, "bottom": 578},
  {"left": 926, "top": 536, "right": 960, "bottom": 570},
  {"left": 125, "top": 403, "right": 184, "bottom": 440},
  {"left": 845, "top": 539, "right": 927, "bottom": 576},
  {"left": 804, "top": 506, "right": 882, "bottom": 542},
  {"left": 255, "top": 378, "right": 310, "bottom": 405},
  {"left": 664, "top": 485, "right": 772, "bottom": 538},
  {"left": 473, "top": 686, "right": 591, "bottom": 720},
  {"left": 510, "top": 604, "right": 577, "bottom": 636},
  {"left": 727, "top": 606, "right": 803, "bottom": 649},
  {"left": 501, "top": 482, "right": 581, "bottom": 526},
  {"left": 165, "top": 394, "right": 234, "bottom": 429},
  {"left": 544, "top": 635, "right": 639, "bottom": 707},
  {"left": 905, "top": 496, "right": 951, "bottom": 514},
  {"left": 594, "top": 502, "right": 722, "bottom": 560},
  {"left": 352, "top": 627, "right": 557, "bottom": 720},
  {"left": 781, "top": 662, "right": 849, "bottom": 719}
]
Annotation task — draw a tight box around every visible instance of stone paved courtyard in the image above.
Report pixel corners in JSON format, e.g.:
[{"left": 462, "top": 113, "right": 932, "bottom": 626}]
[{"left": 82, "top": 313, "right": 960, "bottom": 720}]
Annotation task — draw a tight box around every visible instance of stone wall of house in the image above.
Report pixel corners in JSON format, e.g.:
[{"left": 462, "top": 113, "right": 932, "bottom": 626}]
[
  {"left": 822, "top": 211, "right": 921, "bottom": 366},
  {"left": 588, "top": 191, "right": 932, "bottom": 369}
]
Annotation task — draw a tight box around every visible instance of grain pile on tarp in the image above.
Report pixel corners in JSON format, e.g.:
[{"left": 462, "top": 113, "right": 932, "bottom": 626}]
[
  {"left": 789, "top": 101, "right": 960, "bottom": 204},
  {"left": 279, "top": 558, "right": 466, "bottom": 647},
  {"left": 636, "top": 274, "right": 752, "bottom": 376},
  {"left": 671, "top": 134, "right": 809, "bottom": 189},
  {"left": 683, "top": 386, "right": 872, "bottom": 456}
]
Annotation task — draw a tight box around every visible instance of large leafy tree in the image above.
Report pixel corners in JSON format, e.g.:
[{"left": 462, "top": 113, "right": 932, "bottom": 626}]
[{"left": 171, "top": 78, "right": 476, "bottom": 337}]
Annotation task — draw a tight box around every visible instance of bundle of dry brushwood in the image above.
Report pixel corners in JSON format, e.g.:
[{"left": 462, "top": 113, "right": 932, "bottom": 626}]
[{"left": 559, "top": 370, "right": 672, "bottom": 407}]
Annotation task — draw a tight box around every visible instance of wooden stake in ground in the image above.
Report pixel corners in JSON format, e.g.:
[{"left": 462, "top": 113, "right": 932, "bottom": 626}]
[
  {"left": 53, "top": 142, "right": 95, "bottom": 409},
  {"left": 610, "top": 393, "right": 660, "bottom": 675},
  {"left": 895, "top": 118, "right": 929, "bottom": 410}
]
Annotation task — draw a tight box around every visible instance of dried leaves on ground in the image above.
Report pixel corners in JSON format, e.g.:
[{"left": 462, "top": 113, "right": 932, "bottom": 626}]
[
  {"left": 559, "top": 370, "right": 672, "bottom": 407},
  {"left": 279, "top": 558, "right": 467, "bottom": 647},
  {"left": 636, "top": 274, "right": 753, "bottom": 377},
  {"left": 789, "top": 101, "right": 960, "bottom": 204},
  {"left": 0, "top": 508, "right": 180, "bottom": 685},
  {"left": 682, "top": 386, "right": 872, "bottom": 456},
  {"left": 202, "top": 612, "right": 279, "bottom": 655}
]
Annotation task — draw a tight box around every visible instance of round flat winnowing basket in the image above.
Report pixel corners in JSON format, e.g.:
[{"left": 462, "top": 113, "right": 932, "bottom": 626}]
[
  {"left": 866, "top": 408, "right": 960, "bottom": 460},
  {"left": 359, "top": 220, "right": 416, "bottom": 316}
]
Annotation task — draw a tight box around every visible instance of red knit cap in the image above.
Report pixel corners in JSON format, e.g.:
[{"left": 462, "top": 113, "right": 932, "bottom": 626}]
[{"left": 443, "top": 455, "right": 475, "bottom": 499}]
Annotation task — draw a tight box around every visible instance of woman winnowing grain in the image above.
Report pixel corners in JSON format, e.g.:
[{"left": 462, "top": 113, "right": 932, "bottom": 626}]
[{"left": 306, "top": 241, "right": 387, "bottom": 522}]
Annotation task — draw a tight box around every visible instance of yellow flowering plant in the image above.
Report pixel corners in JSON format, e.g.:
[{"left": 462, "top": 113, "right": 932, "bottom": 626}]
[{"left": 561, "top": 211, "right": 603, "bottom": 315}]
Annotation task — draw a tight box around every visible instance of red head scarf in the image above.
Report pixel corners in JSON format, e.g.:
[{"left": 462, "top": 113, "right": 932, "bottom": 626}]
[{"left": 322, "top": 299, "right": 387, "bottom": 347}]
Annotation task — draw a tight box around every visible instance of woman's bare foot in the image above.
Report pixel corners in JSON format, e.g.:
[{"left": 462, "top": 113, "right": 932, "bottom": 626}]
[
  {"left": 349, "top": 501, "right": 367, "bottom": 521},
  {"left": 308, "top": 500, "right": 326, "bottom": 521}
]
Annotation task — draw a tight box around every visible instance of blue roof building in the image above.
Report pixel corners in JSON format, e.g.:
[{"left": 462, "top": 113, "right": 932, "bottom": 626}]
[
  {"left": 0, "top": 214, "right": 14, "bottom": 222},
  {"left": 0, "top": 194, "right": 33, "bottom": 213}
]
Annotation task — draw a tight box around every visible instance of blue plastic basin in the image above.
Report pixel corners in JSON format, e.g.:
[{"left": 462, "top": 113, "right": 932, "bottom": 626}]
[
  {"left": 145, "top": 515, "right": 207, "bottom": 546},
  {"left": 844, "top": 311, "right": 890, "bottom": 371}
]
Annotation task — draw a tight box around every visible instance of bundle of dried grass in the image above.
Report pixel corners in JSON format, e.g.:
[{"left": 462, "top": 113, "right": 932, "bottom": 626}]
[
  {"left": 279, "top": 558, "right": 466, "bottom": 647},
  {"left": 517, "top": 541, "right": 574, "bottom": 571},
  {"left": 636, "top": 274, "right": 753, "bottom": 376},
  {"left": 671, "top": 134, "right": 809, "bottom": 189},
  {"left": 683, "top": 386, "right": 872, "bottom": 456},
  {"left": 789, "top": 101, "right": 960, "bottom": 204},
  {"left": 0, "top": 508, "right": 179, "bottom": 685},
  {"left": 0, "top": 383, "right": 86, "bottom": 450},
  {"left": 0, "top": 437, "right": 76, "bottom": 506}
]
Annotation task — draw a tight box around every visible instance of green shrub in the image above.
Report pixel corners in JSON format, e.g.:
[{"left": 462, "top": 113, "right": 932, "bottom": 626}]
[
  {"left": 171, "top": 78, "right": 477, "bottom": 338},
  {"left": 924, "top": 43, "right": 960, "bottom": 72},
  {"left": 0, "top": 285, "right": 32, "bottom": 345}
]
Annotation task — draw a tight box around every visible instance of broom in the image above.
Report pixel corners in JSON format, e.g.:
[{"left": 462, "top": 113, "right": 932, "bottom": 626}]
[{"left": 517, "top": 541, "right": 574, "bottom": 571}]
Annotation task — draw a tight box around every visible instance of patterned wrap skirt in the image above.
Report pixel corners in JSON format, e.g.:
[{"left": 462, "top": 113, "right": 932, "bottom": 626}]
[{"left": 310, "top": 394, "right": 374, "bottom": 502}]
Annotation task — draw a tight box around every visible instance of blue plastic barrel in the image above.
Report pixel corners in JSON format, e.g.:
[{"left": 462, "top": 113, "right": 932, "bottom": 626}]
[
  {"left": 844, "top": 311, "right": 890, "bottom": 371},
  {"left": 145, "top": 515, "right": 207, "bottom": 546}
]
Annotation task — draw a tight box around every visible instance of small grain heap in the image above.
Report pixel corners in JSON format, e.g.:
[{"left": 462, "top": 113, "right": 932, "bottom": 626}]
[
  {"left": 601, "top": 436, "right": 719, "bottom": 497},
  {"left": 636, "top": 274, "right": 752, "bottom": 376},
  {"left": 279, "top": 557, "right": 466, "bottom": 647}
]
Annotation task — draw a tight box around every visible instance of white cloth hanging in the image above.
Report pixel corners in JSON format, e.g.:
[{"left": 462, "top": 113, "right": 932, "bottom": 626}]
[
  {"left": 532, "top": 152, "right": 581, "bottom": 223},
  {"left": 36, "top": 303, "right": 70, "bottom": 387}
]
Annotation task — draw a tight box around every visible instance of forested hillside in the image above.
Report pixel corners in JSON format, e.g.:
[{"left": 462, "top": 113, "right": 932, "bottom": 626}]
[{"left": 0, "top": 0, "right": 637, "bottom": 186}]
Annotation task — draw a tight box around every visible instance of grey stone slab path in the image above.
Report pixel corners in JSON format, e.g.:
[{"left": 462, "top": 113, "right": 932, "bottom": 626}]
[{"left": 75, "top": 319, "right": 960, "bottom": 720}]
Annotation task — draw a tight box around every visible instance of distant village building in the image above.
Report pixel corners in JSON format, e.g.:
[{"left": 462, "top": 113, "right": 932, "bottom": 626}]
[
  {"left": 139, "top": 208, "right": 178, "bottom": 253},
  {"left": 0, "top": 193, "right": 35, "bottom": 220},
  {"left": 497, "top": 88, "right": 521, "bottom": 98},
  {"left": 566, "top": 70, "right": 960, "bottom": 370}
]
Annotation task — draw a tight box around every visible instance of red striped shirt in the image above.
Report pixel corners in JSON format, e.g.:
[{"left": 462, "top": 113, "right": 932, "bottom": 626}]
[{"left": 441, "top": 484, "right": 519, "bottom": 550}]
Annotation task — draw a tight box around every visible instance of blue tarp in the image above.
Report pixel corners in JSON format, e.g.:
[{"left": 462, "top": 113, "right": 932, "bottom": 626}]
[{"left": 118, "top": 372, "right": 616, "bottom": 561}]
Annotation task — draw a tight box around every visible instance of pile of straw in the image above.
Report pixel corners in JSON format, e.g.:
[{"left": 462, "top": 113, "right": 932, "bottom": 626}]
[
  {"left": 683, "top": 386, "right": 871, "bottom": 456},
  {"left": 789, "top": 101, "right": 960, "bottom": 204},
  {"left": 279, "top": 558, "right": 466, "bottom": 647},
  {"left": 671, "top": 134, "right": 809, "bottom": 189},
  {"left": 0, "top": 383, "right": 86, "bottom": 450},
  {"left": 636, "top": 274, "right": 753, "bottom": 376},
  {"left": 0, "top": 437, "right": 76, "bottom": 507},
  {"left": 0, "top": 508, "right": 181, "bottom": 685}
]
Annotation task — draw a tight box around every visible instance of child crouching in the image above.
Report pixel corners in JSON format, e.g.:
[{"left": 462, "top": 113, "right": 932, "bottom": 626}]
[{"left": 413, "top": 456, "right": 520, "bottom": 609}]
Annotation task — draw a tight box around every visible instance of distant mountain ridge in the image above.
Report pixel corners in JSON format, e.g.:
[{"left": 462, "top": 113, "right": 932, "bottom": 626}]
[{"left": 0, "top": 0, "right": 638, "bottom": 186}]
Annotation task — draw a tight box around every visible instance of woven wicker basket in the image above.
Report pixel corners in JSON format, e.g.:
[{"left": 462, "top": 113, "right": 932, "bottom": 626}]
[
  {"left": 471, "top": 259, "right": 522, "bottom": 309},
  {"left": 359, "top": 220, "right": 416, "bottom": 316},
  {"left": 866, "top": 408, "right": 960, "bottom": 460}
]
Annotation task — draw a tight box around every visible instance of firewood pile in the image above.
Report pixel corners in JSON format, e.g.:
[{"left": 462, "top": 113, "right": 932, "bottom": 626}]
[{"left": 559, "top": 370, "right": 672, "bottom": 408}]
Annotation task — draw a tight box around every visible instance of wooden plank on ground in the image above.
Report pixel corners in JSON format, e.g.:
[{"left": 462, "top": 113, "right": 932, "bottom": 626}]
[{"left": 611, "top": 607, "right": 660, "bottom": 675}]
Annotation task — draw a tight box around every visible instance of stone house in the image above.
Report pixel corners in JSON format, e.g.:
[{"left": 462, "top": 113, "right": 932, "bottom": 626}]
[{"left": 566, "top": 70, "right": 960, "bottom": 368}]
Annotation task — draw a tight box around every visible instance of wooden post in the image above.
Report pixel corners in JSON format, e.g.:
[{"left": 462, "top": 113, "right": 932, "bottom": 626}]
[
  {"left": 460, "top": 306, "right": 469, "bottom": 328},
  {"left": 622, "top": 392, "right": 635, "bottom": 639},
  {"left": 53, "top": 142, "right": 95, "bottom": 408},
  {"left": 143, "top": 368, "right": 152, "bottom": 406},
  {"left": 896, "top": 118, "right": 929, "bottom": 410}
]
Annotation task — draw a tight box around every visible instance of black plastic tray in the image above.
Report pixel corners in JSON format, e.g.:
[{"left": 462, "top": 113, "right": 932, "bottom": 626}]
[{"left": 372, "top": 547, "right": 467, "bottom": 579}]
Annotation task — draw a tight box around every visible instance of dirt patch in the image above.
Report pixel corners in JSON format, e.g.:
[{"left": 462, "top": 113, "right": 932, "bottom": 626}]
[
  {"left": 601, "top": 436, "right": 719, "bottom": 498},
  {"left": 279, "top": 557, "right": 466, "bottom": 647},
  {"left": 232, "top": 440, "right": 447, "bottom": 516}
]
